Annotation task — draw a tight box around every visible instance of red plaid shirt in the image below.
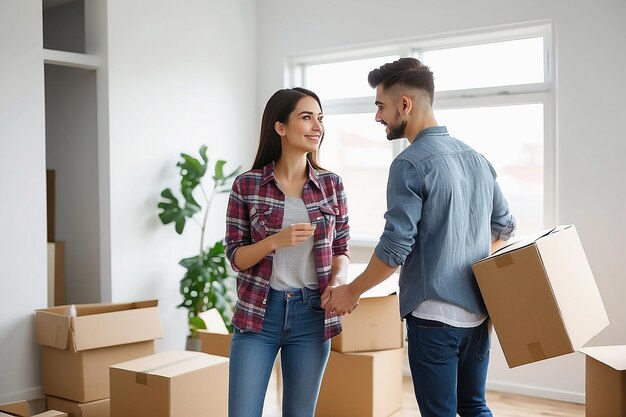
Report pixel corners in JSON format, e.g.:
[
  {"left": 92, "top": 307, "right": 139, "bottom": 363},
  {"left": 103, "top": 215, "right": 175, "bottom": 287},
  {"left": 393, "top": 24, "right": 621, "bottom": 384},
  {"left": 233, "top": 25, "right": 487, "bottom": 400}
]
[{"left": 225, "top": 161, "right": 350, "bottom": 341}]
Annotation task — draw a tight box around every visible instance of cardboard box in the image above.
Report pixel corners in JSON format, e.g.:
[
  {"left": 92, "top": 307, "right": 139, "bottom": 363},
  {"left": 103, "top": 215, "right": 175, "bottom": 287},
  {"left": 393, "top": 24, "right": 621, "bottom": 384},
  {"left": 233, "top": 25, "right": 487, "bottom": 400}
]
[
  {"left": 46, "top": 397, "right": 109, "bottom": 417},
  {"left": 47, "top": 169, "right": 55, "bottom": 243},
  {"left": 580, "top": 345, "right": 626, "bottom": 417},
  {"left": 35, "top": 300, "right": 163, "bottom": 402},
  {"left": 197, "top": 331, "right": 232, "bottom": 358},
  {"left": 47, "top": 242, "right": 65, "bottom": 307},
  {"left": 332, "top": 264, "right": 403, "bottom": 353},
  {"left": 0, "top": 400, "right": 67, "bottom": 417},
  {"left": 472, "top": 225, "right": 609, "bottom": 368},
  {"left": 110, "top": 350, "right": 228, "bottom": 417},
  {"left": 316, "top": 349, "right": 403, "bottom": 417}
]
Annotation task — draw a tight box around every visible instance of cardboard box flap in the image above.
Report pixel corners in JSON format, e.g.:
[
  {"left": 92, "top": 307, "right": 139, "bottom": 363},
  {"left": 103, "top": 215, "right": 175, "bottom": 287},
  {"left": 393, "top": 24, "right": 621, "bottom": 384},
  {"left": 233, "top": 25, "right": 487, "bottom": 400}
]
[
  {"left": 112, "top": 351, "right": 228, "bottom": 379},
  {"left": 71, "top": 304, "right": 162, "bottom": 351},
  {"left": 35, "top": 310, "right": 70, "bottom": 349},
  {"left": 348, "top": 263, "right": 400, "bottom": 299},
  {"left": 0, "top": 401, "right": 30, "bottom": 417},
  {"left": 484, "top": 226, "right": 569, "bottom": 260},
  {"left": 581, "top": 346, "right": 626, "bottom": 370},
  {"left": 72, "top": 299, "right": 158, "bottom": 316}
]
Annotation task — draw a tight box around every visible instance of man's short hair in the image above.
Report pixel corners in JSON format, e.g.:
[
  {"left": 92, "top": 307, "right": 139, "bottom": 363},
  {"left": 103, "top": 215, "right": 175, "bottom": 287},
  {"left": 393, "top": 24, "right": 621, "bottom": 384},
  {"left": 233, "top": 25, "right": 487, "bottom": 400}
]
[{"left": 368, "top": 57, "right": 435, "bottom": 104}]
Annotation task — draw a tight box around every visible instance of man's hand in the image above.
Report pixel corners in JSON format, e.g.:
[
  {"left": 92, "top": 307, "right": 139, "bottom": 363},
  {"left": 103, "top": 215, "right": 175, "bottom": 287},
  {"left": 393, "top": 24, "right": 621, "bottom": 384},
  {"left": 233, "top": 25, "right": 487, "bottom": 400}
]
[{"left": 321, "top": 284, "right": 359, "bottom": 316}]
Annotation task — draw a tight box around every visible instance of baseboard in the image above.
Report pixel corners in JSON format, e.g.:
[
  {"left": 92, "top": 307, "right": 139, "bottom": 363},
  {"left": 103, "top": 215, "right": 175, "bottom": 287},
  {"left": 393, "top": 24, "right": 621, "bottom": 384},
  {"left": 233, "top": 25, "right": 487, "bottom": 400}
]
[
  {"left": 402, "top": 368, "right": 585, "bottom": 404},
  {"left": 486, "top": 380, "right": 585, "bottom": 404},
  {"left": 0, "top": 386, "right": 43, "bottom": 404}
]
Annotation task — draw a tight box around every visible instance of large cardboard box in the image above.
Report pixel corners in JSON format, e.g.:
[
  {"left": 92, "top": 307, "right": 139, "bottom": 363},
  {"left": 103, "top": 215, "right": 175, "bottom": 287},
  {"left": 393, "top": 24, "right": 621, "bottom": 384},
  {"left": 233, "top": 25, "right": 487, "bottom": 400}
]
[
  {"left": 0, "top": 400, "right": 67, "bottom": 417},
  {"left": 332, "top": 264, "right": 403, "bottom": 353},
  {"left": 47, "top": 242, "right": 65, "bottom": 307},
  {"left": 110, "top": 350, "right": 228, "bottom": 417},
  {"left": 46, "top": 397, "right": 109, "bottom": 417},
  {"left": 316, "top": 349, "right": 403, "bottom": 417},
  {"left": 35, "top": 300, "right": 163, "bottom": 402},
  {"left": 580, "top": 345, "right": 626, "bottom": 417},
  {"left": 472, "top": 225, "right": 609, "bottom": 368}
]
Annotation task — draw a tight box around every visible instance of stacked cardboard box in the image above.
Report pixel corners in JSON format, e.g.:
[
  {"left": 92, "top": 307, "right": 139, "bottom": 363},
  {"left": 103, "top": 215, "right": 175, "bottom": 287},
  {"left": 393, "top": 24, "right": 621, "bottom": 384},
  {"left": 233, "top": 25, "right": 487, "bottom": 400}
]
[
  {"left": 316, "top": 264, "right": 404, "bottom": 417},
  {"left": 472, "top": 225, "right": 609, "bottom": 368},
  {"left": 110, "top": 350, "right": 228, "bottom": 417},
  {"left": 35, "top": 300, "right": 163, "bottom": 417},
  {"left": 580, "top": 345, "right": 626, "bottom": 417},
  {"left": 0, "top": 400, "right": 66, "bottom": 417}
]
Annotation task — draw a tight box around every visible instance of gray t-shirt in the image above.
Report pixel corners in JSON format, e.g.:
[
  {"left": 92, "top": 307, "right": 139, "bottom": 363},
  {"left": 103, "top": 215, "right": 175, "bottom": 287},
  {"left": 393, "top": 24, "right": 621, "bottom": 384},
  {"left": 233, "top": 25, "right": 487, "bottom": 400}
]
[{"left": 269, "top": 196, "right": 318, "bottom": 290}]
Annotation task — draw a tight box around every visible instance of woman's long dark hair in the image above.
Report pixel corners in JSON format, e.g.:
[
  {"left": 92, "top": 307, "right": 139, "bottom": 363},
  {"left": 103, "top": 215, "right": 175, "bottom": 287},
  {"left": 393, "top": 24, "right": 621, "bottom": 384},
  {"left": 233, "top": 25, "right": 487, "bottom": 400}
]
[{"left": 252, "top": 87, "right": 324, "bottom": 170}]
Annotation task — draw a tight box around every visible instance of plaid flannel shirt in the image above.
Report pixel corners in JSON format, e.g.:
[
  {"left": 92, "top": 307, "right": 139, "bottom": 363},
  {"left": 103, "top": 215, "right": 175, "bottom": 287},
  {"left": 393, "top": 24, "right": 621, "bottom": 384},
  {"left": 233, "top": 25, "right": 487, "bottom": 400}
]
[{"left": 225, "top": 161, "right": 350, "bottom": 341}]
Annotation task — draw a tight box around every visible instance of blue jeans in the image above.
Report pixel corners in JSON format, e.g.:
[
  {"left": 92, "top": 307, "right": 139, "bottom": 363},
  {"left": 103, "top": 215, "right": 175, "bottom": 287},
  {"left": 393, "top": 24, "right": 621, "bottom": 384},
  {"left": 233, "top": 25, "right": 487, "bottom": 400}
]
[
  {"left": 228, "top": 287, "right": 330, "bottom": 417},
  {"left": 406, "top": 316, "right": 493, "bottom": 417}
]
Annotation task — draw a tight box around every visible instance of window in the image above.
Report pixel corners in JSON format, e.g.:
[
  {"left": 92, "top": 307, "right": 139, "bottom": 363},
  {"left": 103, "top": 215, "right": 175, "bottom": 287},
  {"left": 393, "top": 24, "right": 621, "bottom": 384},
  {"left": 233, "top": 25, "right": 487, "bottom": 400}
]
[{"left": 291, "top": 25, "right": 553, "bottom": 243}]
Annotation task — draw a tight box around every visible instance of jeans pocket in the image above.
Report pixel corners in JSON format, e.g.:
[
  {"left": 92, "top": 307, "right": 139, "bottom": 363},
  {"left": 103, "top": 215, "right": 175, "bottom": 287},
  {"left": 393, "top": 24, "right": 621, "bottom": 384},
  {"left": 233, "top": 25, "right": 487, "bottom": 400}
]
[
  {"left": 416, "top": 326, "right": 459, "bottom": 363},
  {"left": 307, "top": 295, "right": 325, "bottom": 313},
  {"left": 475, "top": 320, "right": 491, "bottom": 361}
]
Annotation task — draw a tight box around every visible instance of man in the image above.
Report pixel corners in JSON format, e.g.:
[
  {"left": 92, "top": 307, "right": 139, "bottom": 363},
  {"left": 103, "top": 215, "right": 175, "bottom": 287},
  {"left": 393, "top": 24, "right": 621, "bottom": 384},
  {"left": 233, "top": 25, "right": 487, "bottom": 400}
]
[{"left": 321, "top": 57, "right": 516, "bottom": 417}]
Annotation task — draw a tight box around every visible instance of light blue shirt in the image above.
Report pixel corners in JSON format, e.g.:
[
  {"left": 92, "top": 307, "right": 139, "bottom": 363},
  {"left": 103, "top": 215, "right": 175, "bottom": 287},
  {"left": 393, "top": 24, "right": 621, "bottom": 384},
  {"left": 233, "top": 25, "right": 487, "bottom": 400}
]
[{"left": 374, "top": 126, "right": 516, "bottom": 318}]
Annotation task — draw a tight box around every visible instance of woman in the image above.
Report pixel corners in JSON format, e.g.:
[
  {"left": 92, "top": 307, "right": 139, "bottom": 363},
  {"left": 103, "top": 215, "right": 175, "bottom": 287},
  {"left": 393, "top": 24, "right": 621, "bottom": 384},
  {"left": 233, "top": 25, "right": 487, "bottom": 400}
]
[{"left": 224, "top": 87, "right": 350, "bottom": 417}]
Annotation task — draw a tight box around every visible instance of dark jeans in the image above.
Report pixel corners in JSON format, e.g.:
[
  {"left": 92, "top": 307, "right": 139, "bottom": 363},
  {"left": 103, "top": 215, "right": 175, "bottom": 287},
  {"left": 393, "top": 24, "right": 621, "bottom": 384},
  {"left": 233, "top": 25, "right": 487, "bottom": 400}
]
[{"left": 406, "top": 315, "right": 493, "bottom": 417}]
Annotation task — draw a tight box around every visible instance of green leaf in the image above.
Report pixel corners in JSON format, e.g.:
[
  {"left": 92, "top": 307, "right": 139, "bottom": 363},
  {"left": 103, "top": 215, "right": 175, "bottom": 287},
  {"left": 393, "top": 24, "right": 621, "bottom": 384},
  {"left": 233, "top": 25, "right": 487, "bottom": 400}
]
[
  {"left": 177, "top": 148, "right": 209, "bottom": 205},
  {"left": 157, "top": 188, "right": 199, "bottom": 234},
  {"left": 213, "top": 160, "right": 226, "bottom": 180},
  {"left": 189, "top": 316, "right": 207, "bottom": 331}
]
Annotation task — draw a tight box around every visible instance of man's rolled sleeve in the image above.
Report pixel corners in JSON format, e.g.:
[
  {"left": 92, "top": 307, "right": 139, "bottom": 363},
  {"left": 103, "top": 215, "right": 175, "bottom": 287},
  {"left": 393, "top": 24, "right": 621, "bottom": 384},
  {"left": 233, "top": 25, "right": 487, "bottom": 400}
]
[
  {"left": 491, "top": 180, "right": 516, "bottom": 241},
  {"left": 375, "top": 159, "right": 423, "bottom": 268},
  {"left": 225, "top": 178, "right": 249, "bottom": 273}
]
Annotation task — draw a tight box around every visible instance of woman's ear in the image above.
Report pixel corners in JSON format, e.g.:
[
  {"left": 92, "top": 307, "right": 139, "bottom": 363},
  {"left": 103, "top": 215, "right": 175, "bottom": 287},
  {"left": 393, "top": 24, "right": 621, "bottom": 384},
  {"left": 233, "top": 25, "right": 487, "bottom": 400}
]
[{"left": 274, "top": 121, "right": 285, "bottom": 136}]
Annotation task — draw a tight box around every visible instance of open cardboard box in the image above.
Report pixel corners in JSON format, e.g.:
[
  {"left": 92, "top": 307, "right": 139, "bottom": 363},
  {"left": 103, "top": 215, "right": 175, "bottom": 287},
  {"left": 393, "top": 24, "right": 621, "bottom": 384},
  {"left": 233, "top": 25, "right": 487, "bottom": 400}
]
[
  {"left": 580, "top": 345, "right": 626, "bottom": 417},
  {"left": 110, "top": 350, "right": 228, "bottom": 417},
  {"left": 472, "top": 225, "right": 609, "bottom": 368},
  {"left": 0, "top": 400, "right": 66, "bottom": 417},
  {"left": 35, "top": 300, "right": 163, "bottom": 402},
  {"left": 332, "top": 264, "right": 404, "bottom": 353}
]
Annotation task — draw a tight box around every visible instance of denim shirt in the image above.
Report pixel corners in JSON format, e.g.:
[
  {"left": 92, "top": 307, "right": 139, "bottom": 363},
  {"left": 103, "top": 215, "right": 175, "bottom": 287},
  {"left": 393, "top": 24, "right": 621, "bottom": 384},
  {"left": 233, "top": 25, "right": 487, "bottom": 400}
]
[{"left": 374, "top": 126, "right": 516, "bottom": 318}]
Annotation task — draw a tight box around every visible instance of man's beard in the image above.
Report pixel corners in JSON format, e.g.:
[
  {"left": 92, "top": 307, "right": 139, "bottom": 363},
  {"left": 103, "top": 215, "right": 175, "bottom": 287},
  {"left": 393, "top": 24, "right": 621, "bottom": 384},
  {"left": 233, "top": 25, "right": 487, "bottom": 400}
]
[{"left": 386, "top": 111, "right": 407, "bottom": 141}]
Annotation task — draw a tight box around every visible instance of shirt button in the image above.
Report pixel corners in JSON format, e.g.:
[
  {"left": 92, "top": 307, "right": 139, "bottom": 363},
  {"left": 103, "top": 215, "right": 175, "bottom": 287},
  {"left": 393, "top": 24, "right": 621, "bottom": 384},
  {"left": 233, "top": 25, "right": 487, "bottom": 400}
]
[{"left": 262, "top": 299, "right": 267, "bottom": 304}]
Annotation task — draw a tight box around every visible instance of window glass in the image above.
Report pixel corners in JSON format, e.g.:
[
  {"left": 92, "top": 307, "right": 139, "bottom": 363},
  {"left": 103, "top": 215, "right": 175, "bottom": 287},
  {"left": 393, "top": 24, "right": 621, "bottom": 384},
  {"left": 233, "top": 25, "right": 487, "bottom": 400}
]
[{"left": 422, "top": 37, "right": 544, "bottom": 91}]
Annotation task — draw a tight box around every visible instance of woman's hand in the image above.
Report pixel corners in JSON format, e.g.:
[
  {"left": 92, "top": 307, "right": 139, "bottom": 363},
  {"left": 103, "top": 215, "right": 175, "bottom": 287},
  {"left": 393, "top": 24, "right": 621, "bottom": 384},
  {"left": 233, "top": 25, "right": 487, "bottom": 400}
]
[{"left": 269, "top": 223, "right": 315, "bottom": 249}]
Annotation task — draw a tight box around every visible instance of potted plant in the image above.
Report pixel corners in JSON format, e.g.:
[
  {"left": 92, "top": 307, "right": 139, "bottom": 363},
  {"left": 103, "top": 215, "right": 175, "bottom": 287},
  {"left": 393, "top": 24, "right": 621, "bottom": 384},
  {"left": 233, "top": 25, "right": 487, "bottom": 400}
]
[{"left": 158, "top": 145, "right": 240, "bottom": 349}]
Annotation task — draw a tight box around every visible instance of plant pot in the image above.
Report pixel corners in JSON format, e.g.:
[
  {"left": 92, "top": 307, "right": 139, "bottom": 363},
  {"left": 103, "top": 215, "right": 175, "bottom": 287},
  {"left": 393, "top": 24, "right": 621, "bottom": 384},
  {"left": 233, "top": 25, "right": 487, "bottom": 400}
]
[{"left": 185, "top": 336, "right": 202, "bottom": 352}]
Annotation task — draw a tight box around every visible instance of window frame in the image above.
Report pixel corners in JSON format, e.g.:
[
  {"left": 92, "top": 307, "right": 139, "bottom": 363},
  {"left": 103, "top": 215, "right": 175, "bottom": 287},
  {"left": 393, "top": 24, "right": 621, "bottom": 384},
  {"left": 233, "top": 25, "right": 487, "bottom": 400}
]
[{"left": 288, "top": 22, "right": 555, "bottom": 246}]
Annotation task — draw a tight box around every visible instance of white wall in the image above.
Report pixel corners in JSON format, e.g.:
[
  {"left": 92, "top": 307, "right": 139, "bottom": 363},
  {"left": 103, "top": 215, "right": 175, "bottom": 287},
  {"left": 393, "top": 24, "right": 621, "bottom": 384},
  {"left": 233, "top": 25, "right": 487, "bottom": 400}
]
[
  {"left": 45, "top": 64, "right": 101, "bottom": 304},
  {"left": 106, "top": 0, "right": 257, "bottom": 350},
  {"left": 0, "top": 0, "right": 47, "bottom": 402},
  {"left": 256, "top": 0, "right": 626, "bottom": 402}
]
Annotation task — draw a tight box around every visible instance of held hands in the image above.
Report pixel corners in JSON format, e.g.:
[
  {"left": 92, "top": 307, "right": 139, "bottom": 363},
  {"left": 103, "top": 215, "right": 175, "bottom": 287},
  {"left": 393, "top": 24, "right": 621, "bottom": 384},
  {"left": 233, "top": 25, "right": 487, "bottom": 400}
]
[
  {"left": 321, "top": 284, "right": 360, "bottom": 316},
  {"left": 270, "top": 223, "right": 315, "bottom": 249}
]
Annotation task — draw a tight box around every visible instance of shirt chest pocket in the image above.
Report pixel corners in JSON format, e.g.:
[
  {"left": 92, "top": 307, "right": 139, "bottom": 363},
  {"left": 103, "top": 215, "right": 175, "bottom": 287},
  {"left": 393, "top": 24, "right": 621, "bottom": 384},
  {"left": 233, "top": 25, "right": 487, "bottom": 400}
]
[
  {"left": 317, "top": 203, "right": 339, "bottom": 237},
  {"left": 249, "top": 204, "right": 273, "bottom": 241}
]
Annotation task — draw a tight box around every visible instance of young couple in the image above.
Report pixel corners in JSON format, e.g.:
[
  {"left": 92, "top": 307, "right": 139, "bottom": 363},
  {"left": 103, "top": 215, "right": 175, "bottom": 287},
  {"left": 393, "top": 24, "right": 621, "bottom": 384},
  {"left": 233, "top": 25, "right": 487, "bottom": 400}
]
[{"left": 224, "top": 57, "right": 516, "bottom": 417}]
